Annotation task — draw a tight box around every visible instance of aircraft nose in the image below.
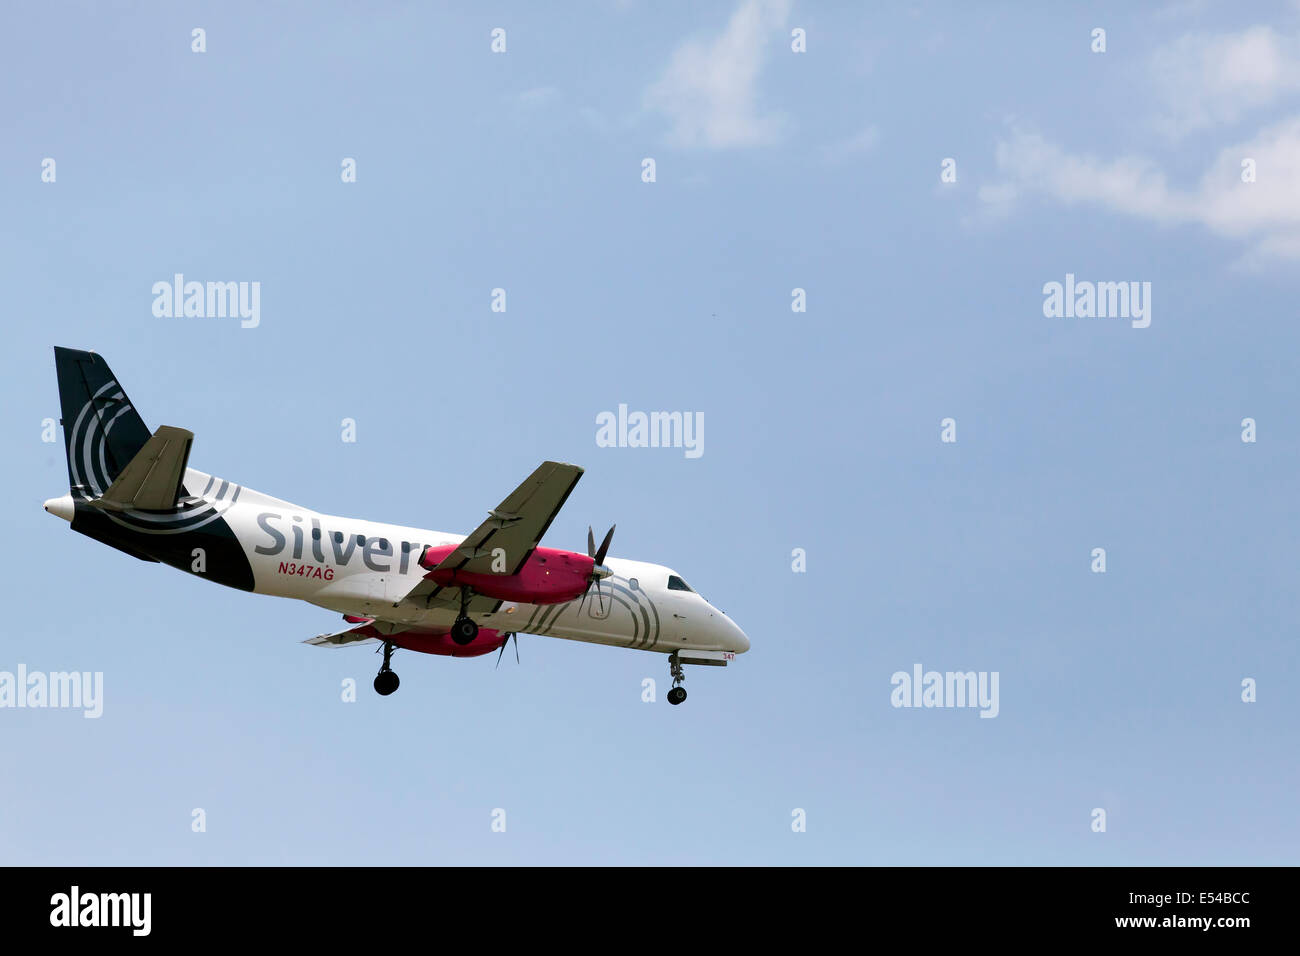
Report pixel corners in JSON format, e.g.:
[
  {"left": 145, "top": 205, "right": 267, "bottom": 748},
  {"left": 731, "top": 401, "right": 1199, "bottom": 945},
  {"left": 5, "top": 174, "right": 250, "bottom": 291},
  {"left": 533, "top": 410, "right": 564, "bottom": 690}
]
[{"left": 724, "top": 615, "right": 750, "bottom": 654}]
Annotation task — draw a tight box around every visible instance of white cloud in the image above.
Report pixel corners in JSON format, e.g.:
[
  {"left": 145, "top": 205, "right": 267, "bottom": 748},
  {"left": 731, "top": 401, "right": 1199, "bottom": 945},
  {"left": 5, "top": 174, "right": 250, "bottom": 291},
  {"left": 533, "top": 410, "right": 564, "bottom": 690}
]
[
  {"left": 979, "top": 24, "right": 1300, "bottom": 264},
  {"left": 982, "top": 130, "right": 1180, "bottom": 220},
  {"left": 822, "top": 126, "right": 880, "bottom": 163},
  {"left": 516, "top": 86, "right": 559, "bottom": 107},
  {"left": 983, "top": 118, "right": 1300, "bottom": 263},
  {"left": 1150, "top": 26, "right": 1300, "bottom": 135},
  {"left": 644, "top": 0, "right": 791, "bottom": 149}
]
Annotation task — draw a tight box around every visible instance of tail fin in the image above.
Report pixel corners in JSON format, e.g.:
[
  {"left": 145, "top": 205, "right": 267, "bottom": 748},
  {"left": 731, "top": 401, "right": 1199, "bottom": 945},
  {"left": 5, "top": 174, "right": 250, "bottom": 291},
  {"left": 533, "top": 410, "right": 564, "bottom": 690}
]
[{"left": 54, "top": 347, "right": 153, "bottom": 497}]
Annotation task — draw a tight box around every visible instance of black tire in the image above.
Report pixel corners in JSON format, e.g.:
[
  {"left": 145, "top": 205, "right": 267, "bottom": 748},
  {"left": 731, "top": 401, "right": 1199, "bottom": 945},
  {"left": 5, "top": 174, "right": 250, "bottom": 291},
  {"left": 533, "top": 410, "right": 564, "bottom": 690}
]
[
  {"left": 451, "top": 616, "right": 479, "bottom": 645},
  {"left": 374, "top": 670, "right": 400, "bottom": 696},
  {"left": 668, "top": 687, "right": 687, "bottom": 705}
]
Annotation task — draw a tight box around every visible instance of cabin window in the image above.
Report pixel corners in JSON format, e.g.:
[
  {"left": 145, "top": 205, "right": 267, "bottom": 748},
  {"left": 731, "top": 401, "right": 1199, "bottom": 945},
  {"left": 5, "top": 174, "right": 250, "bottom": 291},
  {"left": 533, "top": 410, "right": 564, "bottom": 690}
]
[{"left": 629, "top": 577, "right": 639, "bottom": 591}]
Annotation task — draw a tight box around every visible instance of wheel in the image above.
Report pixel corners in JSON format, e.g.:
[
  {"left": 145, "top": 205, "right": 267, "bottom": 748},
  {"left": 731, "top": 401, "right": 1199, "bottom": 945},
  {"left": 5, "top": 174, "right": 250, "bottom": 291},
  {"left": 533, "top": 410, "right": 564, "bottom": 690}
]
[
  {"left": 451, "top": 616, "right": 479, "bottom": 645},
  {"left": 668, "top": 687, "right": 687, "bottom": 705},
  {"left": 373, "top": 670, "right": 400, "bottom": 696}
]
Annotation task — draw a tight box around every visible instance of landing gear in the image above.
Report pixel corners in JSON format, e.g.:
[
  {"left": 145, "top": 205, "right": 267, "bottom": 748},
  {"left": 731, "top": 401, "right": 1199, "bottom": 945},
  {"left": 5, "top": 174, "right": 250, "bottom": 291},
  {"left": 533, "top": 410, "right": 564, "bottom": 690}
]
[
  {"left": 451, "top": 616, "right": 479, "bottom": 645},
  {"left": 668, "top": 652, "right": 688, "bottom": 705},
  {"left": 451, "top": 589, "right": 479, "bottom": 645},
  {"left": 374, "top": 641, "right": 400, "bottom": 696}
]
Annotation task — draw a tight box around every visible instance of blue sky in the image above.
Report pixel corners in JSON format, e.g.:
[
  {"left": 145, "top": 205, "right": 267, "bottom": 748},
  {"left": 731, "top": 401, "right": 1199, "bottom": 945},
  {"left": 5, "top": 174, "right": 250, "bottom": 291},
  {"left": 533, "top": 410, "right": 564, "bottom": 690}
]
[{"left": 2, "top": 0, "right": 1297, "bottom": 865}]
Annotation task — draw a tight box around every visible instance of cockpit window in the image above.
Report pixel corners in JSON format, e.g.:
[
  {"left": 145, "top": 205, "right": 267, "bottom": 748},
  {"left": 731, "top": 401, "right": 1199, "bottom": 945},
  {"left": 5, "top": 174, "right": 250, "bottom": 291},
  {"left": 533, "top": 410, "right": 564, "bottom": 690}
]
[{"left": 667, "top": 575, "right": 695, "bottom": 593}]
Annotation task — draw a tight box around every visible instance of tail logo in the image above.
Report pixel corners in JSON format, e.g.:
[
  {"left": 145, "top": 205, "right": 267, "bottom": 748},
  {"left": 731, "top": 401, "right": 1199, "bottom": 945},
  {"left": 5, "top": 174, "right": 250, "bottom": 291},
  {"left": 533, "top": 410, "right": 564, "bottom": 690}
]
[{"left": 68, "top": 382, "right": 238, "bottom": 536}]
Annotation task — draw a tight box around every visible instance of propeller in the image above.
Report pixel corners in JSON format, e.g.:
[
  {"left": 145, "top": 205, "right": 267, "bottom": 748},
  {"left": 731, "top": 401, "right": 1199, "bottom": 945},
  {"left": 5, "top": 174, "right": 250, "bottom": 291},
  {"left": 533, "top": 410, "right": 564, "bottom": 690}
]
[
  {"left": 494, "top": 632, "right": 519, "bottom": 669},
  {"left": 578, "top": 524, "right": 616, "bottom": 615}
]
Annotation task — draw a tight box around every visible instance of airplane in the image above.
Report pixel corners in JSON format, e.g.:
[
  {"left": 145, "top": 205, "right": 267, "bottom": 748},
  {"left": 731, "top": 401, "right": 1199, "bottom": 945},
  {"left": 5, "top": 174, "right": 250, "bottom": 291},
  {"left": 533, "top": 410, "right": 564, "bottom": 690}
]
[{"left": 42, "top": 347, "right": 749, "bottom": 702}]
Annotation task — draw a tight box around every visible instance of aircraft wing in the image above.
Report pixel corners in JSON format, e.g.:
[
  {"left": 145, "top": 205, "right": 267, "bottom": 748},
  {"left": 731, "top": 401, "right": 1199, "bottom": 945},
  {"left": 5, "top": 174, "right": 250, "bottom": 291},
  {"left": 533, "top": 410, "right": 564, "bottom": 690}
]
[
  {"left": 302, "top": 624, "right": 381, "bottom": 648},
  {"left": 393, "top": 461, "right": 583, "bottom": 611},
  {"left": 397, "top": 586, "right": 502, "bottom": 613},
  {"left": 431, "top": 461, "right": 584, "bottom": 576},
  {"left": 434, "top": 457, "right": 582, "bottom": 572}
]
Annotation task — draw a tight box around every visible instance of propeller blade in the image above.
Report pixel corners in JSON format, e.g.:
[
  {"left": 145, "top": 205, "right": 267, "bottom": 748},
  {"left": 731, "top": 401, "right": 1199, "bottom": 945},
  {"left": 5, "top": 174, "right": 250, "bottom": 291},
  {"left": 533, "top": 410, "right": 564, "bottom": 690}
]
[
  {"left": 587, "top": 526, "right": 596, "bottom": 559},
  {"left": 495, "top": 633, "right": 520, "bottom": 670},
  {"left": 594, "top": 524, "right": 616, "bottom": 566}
]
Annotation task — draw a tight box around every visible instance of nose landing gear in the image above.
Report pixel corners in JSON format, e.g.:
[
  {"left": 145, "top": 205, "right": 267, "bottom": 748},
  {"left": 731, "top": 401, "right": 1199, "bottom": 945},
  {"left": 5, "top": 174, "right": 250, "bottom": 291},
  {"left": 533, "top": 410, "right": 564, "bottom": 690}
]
[
  {"left": 374, "top": 641, "right": 400, "bottom": 696},
  {"left": 667, "top": 652, "right": 688, "bottom": 705}
]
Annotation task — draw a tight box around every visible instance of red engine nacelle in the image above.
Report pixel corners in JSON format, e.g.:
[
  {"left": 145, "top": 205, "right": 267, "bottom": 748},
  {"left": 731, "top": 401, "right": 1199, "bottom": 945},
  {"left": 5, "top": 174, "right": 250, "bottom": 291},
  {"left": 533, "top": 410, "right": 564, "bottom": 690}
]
[
  {"left": 418, "top": 544, "right": 593, "bottom": 605},
  {"left": 389, "top": 626, "right": 504, "bottom": 658},
  {"left": 342, "top": 623, "right": 506, "bottom": 658}
]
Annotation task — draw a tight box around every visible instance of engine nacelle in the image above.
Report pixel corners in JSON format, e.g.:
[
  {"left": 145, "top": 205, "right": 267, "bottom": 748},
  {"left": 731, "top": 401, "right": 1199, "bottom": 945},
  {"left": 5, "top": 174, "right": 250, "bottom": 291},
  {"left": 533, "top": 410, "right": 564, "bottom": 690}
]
[
  {"left": 389, "top": 626, "right": 504, "bottom": 658},
  {"left": 338, "top": 622, "right": 506, "bottom": 658},
  {"left": 418, "top": 544, "right": 593, "bottom": 605}
]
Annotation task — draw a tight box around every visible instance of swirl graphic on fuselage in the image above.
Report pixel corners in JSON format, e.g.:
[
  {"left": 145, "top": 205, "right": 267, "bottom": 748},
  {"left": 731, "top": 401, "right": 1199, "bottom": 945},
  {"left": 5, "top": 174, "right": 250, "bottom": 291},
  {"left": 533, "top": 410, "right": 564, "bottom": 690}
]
[
  {"left": 69, "top": 383, "right": 239, "bottom": 535},
  {"left": 524, "top": 577, "right": 661, "bottom": 650}
]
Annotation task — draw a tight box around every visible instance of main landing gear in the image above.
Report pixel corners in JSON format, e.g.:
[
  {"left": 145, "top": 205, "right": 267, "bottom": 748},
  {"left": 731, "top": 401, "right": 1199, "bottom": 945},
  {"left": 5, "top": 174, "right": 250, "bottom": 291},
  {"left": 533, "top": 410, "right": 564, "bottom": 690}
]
[
  {"left": 451, "top": 616, "right": 479, "bottom": 645},
  {"left": 667, "top": 652, "right": 688, "bottom": 705},
  {"left": 374, "top": 641, "right": 400, "bottom": 696},
  {"left": 451, "top": 589, "right": 479, "bottom": 645}
]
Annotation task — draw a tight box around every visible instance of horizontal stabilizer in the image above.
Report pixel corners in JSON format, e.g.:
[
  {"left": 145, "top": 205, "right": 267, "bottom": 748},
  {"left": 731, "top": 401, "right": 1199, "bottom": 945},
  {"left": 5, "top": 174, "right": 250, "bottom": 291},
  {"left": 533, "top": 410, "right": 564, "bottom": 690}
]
[{"left": 89, "top": 425, "right": 193, "bottom": 512}]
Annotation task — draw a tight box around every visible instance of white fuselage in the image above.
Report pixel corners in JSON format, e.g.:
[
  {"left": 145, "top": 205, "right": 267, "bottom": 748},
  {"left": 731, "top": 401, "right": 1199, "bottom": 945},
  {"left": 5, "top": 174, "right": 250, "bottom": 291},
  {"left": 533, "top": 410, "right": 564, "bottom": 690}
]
[{"left": 55, "top": 469, "right": 749, "bottom": 657}]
